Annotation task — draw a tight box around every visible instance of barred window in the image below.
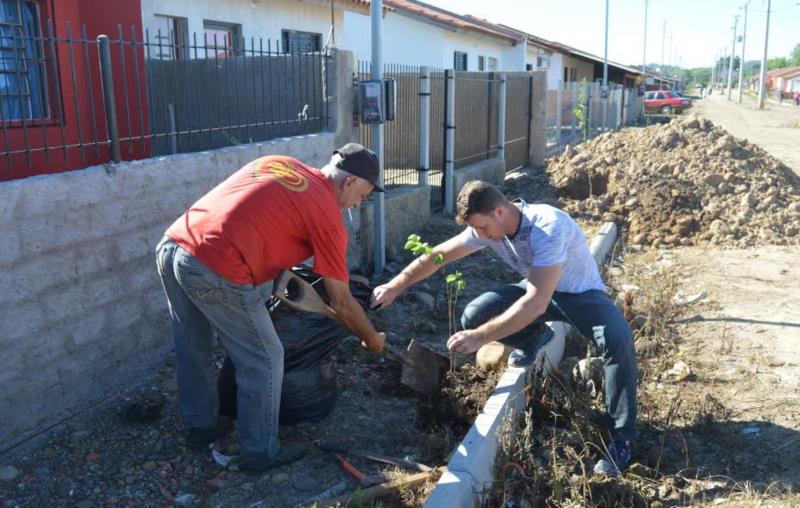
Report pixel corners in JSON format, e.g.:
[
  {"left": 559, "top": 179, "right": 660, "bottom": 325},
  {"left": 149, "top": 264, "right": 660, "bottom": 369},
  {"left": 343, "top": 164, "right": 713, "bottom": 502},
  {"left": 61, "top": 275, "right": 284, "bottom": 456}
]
[{"left": 0, "top": 0, "right": 48, "bottom": 120}]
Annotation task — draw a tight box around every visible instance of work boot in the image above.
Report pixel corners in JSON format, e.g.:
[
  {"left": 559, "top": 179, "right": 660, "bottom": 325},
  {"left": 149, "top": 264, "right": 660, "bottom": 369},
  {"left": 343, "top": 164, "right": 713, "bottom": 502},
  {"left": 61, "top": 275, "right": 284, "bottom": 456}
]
[
  {"left": 184, "top": 416, "right": 233, "bottom": 450},
  {"left": 241, "top": 442, "right": 308, "bottom": 473},
  {"left": 508, "top": 325, "right": 554, "bottom": 368},
  {"left": 593, "top": 440, "right": 632, "bottom": 476}
]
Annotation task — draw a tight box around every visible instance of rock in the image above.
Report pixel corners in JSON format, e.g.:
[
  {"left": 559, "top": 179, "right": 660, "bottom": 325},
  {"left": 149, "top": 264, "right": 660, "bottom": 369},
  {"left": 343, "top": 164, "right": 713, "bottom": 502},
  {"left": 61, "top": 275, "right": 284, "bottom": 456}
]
[
  {"left": 624, "top": 198, "right": 639, "bottom": 208},
  {"left": 476, "top": 342, "right": 515, "bottom": 370},
  {"left": 292, "top": 475, "right": 319, "bottom": 491},
  {"left": 570, "top": 152, "right": 591, "bottom": 166},
  {"left": 405, "top": 290, "right": 435, "bottom": 311},
  {"left": 271, "top": 472, "right": 290, "bottom": 483},
  {"left": 174, "top": 493, "right": 197, "bottom": 507},
  {"left": 704, "top": 174, "right": 724, "bottom": 187},
  {"left": 709, "top": 220, "right": 728, "bottom": 235},
  {"left": 0, "top": 465, "right": 19, "bottom": 480},
  {"left": 70, "top": 430, "right": 91, "bottom": 442}
]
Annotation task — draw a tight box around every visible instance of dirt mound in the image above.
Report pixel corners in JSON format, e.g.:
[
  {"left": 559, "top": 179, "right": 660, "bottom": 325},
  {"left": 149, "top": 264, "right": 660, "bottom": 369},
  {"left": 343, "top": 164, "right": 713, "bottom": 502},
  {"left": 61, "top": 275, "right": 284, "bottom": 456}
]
[{"left": 545, "top": 115, "right": 800, "bottom": 247}]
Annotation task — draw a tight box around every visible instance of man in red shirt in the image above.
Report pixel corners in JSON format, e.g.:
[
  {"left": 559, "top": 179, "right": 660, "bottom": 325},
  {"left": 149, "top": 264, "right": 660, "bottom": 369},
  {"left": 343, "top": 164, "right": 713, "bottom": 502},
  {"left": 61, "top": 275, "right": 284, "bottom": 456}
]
[{"left": 156, "top": 143, "right": 385, "bottom": 472}]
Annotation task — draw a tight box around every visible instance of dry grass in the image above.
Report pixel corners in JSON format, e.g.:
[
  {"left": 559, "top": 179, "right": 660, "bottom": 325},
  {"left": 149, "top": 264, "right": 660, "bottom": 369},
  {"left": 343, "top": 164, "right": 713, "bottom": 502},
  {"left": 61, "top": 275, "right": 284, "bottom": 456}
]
[{"left": 481, "top": 247, "right": 800, "bottom": 507}]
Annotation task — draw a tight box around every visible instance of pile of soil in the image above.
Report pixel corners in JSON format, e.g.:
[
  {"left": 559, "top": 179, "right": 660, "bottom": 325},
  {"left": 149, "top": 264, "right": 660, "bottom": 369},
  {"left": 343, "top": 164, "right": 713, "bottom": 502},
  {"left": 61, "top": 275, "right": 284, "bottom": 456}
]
[{"left": 545, "top": 115, "right": 800, "bottom": 248}]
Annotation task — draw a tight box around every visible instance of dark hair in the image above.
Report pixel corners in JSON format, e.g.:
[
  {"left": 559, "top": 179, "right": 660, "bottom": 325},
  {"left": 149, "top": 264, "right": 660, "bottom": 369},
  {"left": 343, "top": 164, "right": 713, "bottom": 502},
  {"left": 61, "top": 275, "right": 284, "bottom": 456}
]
[{"left": 455, "top": 180, "right": 508, "bottom": 224}]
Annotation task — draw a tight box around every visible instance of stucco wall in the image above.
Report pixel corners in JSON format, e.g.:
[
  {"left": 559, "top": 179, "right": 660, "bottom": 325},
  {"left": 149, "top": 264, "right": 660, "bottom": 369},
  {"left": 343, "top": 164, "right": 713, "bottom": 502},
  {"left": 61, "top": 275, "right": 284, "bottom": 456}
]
[
  {"left": 141, "top": 0, "right": 345, "bottom": 50},
  {"left": 341, "top": 10, "right": 516, "bottom": 70}
]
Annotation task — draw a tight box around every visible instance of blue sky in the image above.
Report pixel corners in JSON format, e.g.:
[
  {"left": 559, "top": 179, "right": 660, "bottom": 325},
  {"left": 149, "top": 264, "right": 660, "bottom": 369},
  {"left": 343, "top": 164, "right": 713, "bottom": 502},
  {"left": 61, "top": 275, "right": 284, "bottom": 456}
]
[{"left": 424, "top": 0, "right": 799, "bottom": 69}]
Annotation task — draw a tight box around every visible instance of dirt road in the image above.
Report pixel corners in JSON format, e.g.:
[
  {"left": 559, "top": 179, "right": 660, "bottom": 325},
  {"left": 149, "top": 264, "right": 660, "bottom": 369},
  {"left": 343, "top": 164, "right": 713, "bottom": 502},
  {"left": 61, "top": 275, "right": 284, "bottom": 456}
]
[{"left": 694, "top": 92, "right": 800, "bottom": 177}]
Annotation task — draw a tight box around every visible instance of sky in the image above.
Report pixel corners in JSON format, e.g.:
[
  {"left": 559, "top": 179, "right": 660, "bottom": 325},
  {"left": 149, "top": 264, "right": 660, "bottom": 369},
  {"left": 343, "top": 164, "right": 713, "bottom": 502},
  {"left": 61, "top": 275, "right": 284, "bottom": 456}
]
[{"left": 423, "top": 0, "right": 799, "bottom": 70}]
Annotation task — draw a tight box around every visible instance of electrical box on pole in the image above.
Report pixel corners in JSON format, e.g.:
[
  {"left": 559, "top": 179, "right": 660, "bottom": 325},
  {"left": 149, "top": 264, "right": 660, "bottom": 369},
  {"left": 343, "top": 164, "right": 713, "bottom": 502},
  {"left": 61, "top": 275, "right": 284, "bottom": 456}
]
[{"left": 358, "top": 78, "right": 396, "bottom": 124}]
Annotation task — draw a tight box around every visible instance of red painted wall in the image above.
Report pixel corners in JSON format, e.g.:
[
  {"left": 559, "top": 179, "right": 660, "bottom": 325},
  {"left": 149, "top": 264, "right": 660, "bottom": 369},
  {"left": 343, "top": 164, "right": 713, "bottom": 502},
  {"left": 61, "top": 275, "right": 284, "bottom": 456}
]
[{"left": 1, "top": 0, "right": 150, "bottom": 182}]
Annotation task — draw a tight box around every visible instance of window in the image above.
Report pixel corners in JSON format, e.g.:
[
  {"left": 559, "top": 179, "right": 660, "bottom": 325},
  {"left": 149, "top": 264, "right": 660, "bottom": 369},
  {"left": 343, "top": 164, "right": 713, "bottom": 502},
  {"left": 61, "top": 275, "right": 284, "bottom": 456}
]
[
  {"left": 477, "top": 55, "right": 485, "bottom": 71},
  {"left": 0, "top": 0, "right": 50, "bottom": 121},
  {"left": 525, "top": 63, "right": 533, "bottom": 71},
  {"left": 281, "top": 29, "right": 321, "bottom": 54},
  {"left": 536, "top": 54, "right": 550, "bottom": 69},
  {"left": 486, "top": 57, "right": 497, "bottom": 71},
  {"left": 563, "top": 66, "right": 569, "bottom": 83},
  {"left": 656, "top": 92, "right": 665, "bottom": 100},
  {"left": 203, "top": 20, "right": 241, "bottom": 58},
  {"left": 454, "top": 51, "right": 467, "bottom": 71},
  {"left": 147, "top": 15, "right": 188, "bottom": 60},
  {"left": 570, "top": 68, "right": 577, "bottom": 81}
]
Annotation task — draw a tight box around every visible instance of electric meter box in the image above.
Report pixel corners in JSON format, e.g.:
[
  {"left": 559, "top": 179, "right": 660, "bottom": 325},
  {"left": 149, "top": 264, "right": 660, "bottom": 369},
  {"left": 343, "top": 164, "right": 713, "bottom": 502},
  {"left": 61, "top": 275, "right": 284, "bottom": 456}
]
[{"left": 358, "top": 78, "right": 397, "bottom": 124}]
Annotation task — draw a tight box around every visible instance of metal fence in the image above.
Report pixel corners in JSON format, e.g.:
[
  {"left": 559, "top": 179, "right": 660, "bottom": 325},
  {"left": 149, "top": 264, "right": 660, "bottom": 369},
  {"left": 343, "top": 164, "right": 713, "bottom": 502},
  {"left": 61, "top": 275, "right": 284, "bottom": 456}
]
[
  {"left": 358, "top": 62, "right": 448, "bottom": 211},
  {"left": 545, "top": 81, "right": 641, "bottom": 156},
  {"left": 0, "top": 21, "right": 329, "bottom": 178},
  {"left": 504, "top": 76, "right": 532, "bottom": 171},
  {"left": 453, "top": 72, "right": 500, "bottom": 169}
]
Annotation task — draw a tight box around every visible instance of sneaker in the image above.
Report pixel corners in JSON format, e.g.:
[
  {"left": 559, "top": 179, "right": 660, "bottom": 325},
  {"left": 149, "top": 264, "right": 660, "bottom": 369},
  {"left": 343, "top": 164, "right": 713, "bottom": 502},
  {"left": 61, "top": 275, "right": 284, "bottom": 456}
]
[
  {"left": 184, "top": 416, "right": 233, "bottom": 450},
  {"left": 508, "top": 326, "right": 554, "bottom": 368},
  {"left": 241, "top": 442, "right": 308, "bottom": 473},
  {"left": 593, "top": 440, "right": 632, "bottom": 476}
]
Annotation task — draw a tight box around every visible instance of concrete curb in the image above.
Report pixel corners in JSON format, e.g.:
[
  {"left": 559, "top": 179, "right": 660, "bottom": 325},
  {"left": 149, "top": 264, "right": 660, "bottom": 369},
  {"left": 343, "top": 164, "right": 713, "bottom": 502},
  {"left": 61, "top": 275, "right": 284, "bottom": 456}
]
[{"left": 423, "top": 221, "right": 618, "bottom": 507}]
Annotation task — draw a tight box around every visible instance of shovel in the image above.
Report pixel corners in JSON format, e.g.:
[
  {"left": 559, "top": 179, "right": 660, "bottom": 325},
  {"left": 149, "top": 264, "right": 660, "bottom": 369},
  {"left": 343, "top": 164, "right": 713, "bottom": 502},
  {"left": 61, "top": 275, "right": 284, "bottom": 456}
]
[{"left": 272, "top": 269, "right": 449, "bottom": 396}]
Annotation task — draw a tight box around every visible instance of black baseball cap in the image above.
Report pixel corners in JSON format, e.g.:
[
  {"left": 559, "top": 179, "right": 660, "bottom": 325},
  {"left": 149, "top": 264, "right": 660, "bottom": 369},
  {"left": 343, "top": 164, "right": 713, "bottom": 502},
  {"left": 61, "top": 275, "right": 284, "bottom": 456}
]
[{"left": 333, "top": 143, "right": 384, "bottom": 192}]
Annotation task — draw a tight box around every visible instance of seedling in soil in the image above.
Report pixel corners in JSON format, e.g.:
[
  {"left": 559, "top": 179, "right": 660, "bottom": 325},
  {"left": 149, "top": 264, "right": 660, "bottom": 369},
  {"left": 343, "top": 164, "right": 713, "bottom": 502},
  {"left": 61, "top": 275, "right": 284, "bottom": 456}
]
[{"left": 404, "top": 234, "right": 466, "bottom": 373}]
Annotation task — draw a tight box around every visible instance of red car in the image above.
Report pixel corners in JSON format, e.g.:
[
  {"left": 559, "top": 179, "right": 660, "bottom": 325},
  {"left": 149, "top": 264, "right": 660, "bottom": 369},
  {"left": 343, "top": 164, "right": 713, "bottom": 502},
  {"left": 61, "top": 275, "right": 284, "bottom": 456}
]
[{"left": 644, "top": 90, "right": 692, "bottom": 114}]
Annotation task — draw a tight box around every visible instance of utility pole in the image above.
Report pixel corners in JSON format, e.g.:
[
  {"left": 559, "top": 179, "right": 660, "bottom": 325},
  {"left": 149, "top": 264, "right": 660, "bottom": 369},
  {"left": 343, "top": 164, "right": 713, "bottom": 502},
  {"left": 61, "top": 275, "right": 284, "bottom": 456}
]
[
  {"left": 642, "top": 0, "right": 648, "bottom": 75},
  {"left": 370, "top": 0, "right": 385, "bottom": 274},
  {"left": 603, "top": 0, "right": 609, "bottom": 89},
  {"left": 660, "top": 20, "right": 666, "bottom": 70},
  {"left": 757, "top": 0, "right": 770, "bottom": 109},
  {"left": 726, "top": 15, "right": 739, "bottom": 100},
  {"left": 737, "top": 2, "right": 748, "bottom": 103}
]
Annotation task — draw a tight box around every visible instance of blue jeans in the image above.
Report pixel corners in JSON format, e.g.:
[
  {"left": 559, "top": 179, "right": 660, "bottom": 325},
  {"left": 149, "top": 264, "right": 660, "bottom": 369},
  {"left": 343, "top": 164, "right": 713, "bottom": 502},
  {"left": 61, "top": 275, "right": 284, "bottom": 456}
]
[
  {"left": 155, "top": 237, "right": 282, "bottom": 457},
  {"left": 461, "top": 280, "right": 637, "bottom": 442}
]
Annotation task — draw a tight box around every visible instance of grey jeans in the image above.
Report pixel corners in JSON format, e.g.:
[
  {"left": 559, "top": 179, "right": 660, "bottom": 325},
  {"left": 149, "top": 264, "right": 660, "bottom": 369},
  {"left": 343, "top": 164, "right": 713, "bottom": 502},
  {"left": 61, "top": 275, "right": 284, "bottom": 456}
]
[{"left": 155, "top": 236, "right": 282, "bottom": 457}]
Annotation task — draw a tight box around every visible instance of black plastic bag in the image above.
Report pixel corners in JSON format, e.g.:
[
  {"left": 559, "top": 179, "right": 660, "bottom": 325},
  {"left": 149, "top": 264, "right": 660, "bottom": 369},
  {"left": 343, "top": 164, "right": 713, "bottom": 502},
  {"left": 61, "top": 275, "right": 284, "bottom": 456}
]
[{"left": 218, "top": 313, "right": 347, "bottom": 425}]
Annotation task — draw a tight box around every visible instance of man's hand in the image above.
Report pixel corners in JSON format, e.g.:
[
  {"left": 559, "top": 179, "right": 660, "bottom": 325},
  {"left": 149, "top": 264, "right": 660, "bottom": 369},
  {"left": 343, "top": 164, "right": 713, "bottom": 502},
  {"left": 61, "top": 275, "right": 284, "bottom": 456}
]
[
  {"left": 370, "top": 284, "right": 400, "bottom": 309},
  {"left": 362, "top": 332, "right": 386, "bottom": 354},
  {"left": 447, "top": 329, "right": 487, "bottom": 355}
]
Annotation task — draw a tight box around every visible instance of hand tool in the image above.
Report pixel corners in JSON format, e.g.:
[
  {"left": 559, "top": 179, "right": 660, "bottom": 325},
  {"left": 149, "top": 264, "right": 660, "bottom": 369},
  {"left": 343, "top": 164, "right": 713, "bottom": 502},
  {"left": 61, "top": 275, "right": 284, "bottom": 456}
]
[{"left": 316, "top": 441, "right": 433, "bottom": 472}]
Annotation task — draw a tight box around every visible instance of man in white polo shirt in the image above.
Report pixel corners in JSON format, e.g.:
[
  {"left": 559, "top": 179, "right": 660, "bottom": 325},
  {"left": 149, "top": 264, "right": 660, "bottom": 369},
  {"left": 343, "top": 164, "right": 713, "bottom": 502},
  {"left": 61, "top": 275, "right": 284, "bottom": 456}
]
[{"left": 370, "top": 180, "right": 637, "bottom": 476}]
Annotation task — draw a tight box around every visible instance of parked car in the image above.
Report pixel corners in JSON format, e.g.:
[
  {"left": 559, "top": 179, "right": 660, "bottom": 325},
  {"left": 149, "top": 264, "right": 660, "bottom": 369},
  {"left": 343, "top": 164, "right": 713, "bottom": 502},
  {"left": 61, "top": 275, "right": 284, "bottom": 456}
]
[{"left": 644, "top": 90, "right": 692, "bottom": 114}]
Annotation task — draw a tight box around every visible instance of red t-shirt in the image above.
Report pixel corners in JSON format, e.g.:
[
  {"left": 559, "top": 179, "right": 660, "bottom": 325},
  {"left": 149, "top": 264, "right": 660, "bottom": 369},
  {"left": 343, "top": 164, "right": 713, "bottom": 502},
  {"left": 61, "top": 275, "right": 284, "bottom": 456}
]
[{"left": 166, "top": 155, "right": 348, "bottom": 285}]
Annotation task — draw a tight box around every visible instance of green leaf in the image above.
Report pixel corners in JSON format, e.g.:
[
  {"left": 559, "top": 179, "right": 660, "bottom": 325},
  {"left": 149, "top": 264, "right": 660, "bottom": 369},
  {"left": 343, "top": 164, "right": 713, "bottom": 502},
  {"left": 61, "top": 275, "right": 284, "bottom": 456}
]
[
  {"left": 408, "top": 234, "right": 420, "bottom": 242},
  {"left": 433, "top": 253, "right": 444, "bottom": 265},
  {"left": 404, "top": 240, "right": 415, "bottom": 250}
]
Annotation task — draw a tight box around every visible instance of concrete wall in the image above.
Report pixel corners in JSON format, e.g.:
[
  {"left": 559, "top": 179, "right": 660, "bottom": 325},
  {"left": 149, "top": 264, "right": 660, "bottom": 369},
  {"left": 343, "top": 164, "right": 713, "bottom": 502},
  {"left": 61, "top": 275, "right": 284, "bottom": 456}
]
[
  {"left": 0, "top": 49, "right": 357, "bottom": 451},
  {"left": 453, "top": 157, "right": 505, "bottom": 198}
]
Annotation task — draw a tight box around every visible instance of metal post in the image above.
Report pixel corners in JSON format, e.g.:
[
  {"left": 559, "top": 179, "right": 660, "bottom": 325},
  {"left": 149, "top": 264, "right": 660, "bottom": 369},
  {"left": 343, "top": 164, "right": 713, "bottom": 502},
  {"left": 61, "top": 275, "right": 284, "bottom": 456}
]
[
  {"left": 444, "top": 69, "right": 455, "bottom": 214},
  {"left": 726, "top": 15, "right": 739, "bottom": 100},
  {"left": 757, "top": 0, "right": 771, "bottom": 109},
  {"left": 497, "top": 75, "right": 506, "bottom": 165},
  {"left": 642, "top": 0, "right": 648, "bottom": 75},
  {"left": 370, "top": 0, "right": 385, "bottom": 274},
  {"left": 571, "top": 81, "right": 577, "bottom": 143},
  {"left": 418, "top": 66, "right": 430, "bottom": 186},
  {"left": 555, "top": 81, "right": 562, "bottom": 148},
  {"left": 737, "top": 2, "right": 748, "bottom": 103},
  {"left": 97, "top": 35, "right": 120, "bottom": 163}
]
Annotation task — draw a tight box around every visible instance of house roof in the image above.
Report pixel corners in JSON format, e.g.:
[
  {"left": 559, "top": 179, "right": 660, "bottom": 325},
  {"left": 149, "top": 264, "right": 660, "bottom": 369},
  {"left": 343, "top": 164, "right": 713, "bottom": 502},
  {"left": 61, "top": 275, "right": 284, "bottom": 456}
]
[
  {"left": 384, "top": 0, "right": 518, "bottom": 43},
  {"left": 769, "top": 66, "right": 800, "bottom": 79}
]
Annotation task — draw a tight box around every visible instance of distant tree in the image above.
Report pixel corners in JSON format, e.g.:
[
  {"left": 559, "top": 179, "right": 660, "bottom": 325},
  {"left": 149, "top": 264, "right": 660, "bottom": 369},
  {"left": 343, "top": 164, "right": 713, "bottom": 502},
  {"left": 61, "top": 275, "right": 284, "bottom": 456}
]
[
  {"left": 768, "top": 56, "right": 790, "bottom": 70},
  {"left": 791, "top": 43, "right": 800, "bottom": 66},
  {"left": 689, "top": 67, "right": 711, "bottom": 86}
]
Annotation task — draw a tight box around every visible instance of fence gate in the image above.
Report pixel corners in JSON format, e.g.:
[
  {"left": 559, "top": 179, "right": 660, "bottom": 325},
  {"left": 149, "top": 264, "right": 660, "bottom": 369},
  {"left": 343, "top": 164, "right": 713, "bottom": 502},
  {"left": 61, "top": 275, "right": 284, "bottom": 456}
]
[{"left": 504, "top": 76, "right": 532, "bottom": 171}]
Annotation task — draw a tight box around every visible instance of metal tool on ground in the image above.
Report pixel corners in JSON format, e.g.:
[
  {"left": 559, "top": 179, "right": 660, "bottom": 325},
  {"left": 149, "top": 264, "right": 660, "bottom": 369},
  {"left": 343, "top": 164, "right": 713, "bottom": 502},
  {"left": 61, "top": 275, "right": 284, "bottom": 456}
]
[
  {"left": 273, "top": 269, "right": 449, "bottom": 395},
  {"left": 315, "top": 467, "right": 446, "bottom": 507},
  {"left": 315, "top": 441, "right": 433, "bottom": 473},
  {"left": 316, "top": 444, "right": 385, "bottom": 487}
]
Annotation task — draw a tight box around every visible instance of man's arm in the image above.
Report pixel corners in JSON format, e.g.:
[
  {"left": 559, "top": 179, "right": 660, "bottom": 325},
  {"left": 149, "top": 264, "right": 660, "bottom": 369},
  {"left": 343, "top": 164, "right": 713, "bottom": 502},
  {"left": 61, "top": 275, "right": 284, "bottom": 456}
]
[
  {"left": 447, "top": 264, "right": 562, "bottom": 354},
  {"left": 323, "top": 276, "right": 385, "bottom": 353},
  {"left": 370, "top": 234, "right": 475, "bottom": 308}
]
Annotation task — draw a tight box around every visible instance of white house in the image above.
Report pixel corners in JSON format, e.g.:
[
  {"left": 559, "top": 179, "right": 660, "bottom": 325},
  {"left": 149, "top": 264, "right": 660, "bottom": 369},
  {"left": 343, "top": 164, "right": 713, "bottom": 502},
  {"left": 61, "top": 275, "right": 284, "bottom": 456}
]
[
  {"left": 139, "top": 0, "right": 371, "bottom": 56},
  {"left": 340, "top": 0, "right": 523, "bottom": 70}
]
